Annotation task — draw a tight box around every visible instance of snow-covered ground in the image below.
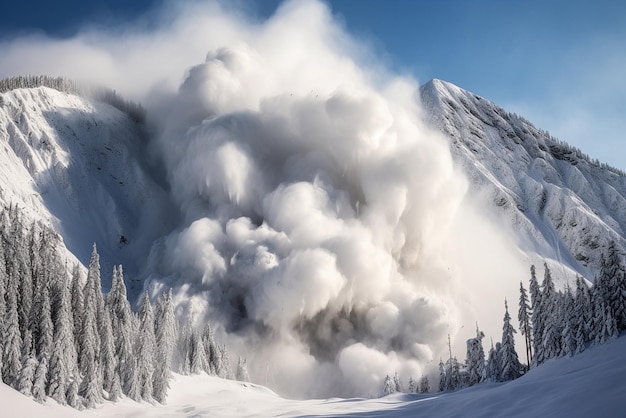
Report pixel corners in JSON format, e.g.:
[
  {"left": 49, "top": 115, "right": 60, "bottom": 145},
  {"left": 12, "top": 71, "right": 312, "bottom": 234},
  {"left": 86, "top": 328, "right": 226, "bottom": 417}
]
[{"left": 4, "top": 333, "right": 625, "bottom": 417}]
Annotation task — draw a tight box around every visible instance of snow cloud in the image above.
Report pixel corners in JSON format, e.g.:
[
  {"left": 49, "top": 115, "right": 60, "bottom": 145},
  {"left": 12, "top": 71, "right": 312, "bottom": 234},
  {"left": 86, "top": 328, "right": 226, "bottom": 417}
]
[{"left": 0, "top": 0, "right": 527, "bottom": 398}]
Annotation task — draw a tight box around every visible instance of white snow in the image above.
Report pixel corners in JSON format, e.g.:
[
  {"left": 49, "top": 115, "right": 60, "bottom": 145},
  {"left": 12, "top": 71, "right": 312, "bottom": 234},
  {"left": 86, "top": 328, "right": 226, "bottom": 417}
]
[
  {"left": 2, "top": 333, "right": 625, "bottom": 417},
  {"left": 420, "top": 79, "right": 626, "bottom": 286},
  {"left": 0, "top": 86, "right": 171, "bottom": 290}
]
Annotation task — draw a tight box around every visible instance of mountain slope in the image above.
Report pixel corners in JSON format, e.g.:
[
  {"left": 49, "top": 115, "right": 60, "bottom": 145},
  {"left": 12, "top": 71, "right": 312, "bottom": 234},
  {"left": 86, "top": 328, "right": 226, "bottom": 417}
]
[
  {"left": 420, "top": 79, "right": 626, "bottom": 283},
  {"left": 0, "top": 86, "right": 171, "bottom": 289}
]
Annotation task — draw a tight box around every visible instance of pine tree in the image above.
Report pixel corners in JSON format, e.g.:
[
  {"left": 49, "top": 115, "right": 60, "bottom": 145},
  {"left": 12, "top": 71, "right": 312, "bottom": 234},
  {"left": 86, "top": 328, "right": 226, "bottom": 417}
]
[
  {"left": 445, "top": 357, "right": 462, "bottom": 390},
  {"left": 189, "top": 328, "right": 208, "bottom": 374},
  {"left": 465, "top": 323, "right": 485, "bottom": 386},
  {"left": 70, "top": 265, "right": 84, "bottom": 348},
  {"left": 393, "top": 371, "right": 402, "bottom": 393},
  {"left": 574, "top": 276, "right": 592, "bottom": 351},
  {"left": 528, "top": 265, "right": 543, "bottom": 366},
  {"left": 518, "top": 281, "right": 533, "bottom": 366},
  {"left": 66, "top": 380, "right": 81, "bottom": 409},
  {"left": 78, "top": 249, "right": 103, "bottom": 407},
  {"left": 137, "top": 291, "right": 156, "bottom": 401},
  {"left": 2, "top": 258, "right": 22, "bottom": 386},
  {"left": 100, "top": 309, "right": 117, "bottom": 395},
  {"left": 32, "top": 356, "right": 48, "bottom": 402},
  {"left": 382, "top": 374, "right": 395, "bottom": 396},
  {"left": 236, "top": 357, "right": 250, "bottom": 382},
  {"left": 154, "top": 289, "right": 176, "bottom": 403},
  {"left": 106, "top": 265, "right": 135, "bottom": 395},
  {"left": 0, "top": 246, "right": 7, "bottom": 343},
  {"left": 419, "top": 375, "right": 430, "bottom": 393},
  {"left": 438, "top": 359, "right": 446, "bottom": 392},
  {"left": 595, "top": 299, "right": 619, "bottom": 344},
  {"left": 17, "top": 354, "right": 37, "bottom": 396},
  {"left": 500, "top": 300, "right": 523, "bottom": 381},
  {"left": 126, "top": 358, "right": 141, "bottom": 402},
  {"left": 218, "top": 345, "right": 233, "bottom": 380},
  {"left": 485, "top": 341, "right": 501, "bottom": 382},
  {"left": 47, "top": 265, "right": 77, "bottom": 405},
  {"left": 202, "top": 323, "right": 218, "bottom": 375},
  {"left": 109, "top": 371, "right": 122, "bottom": 402},
  {"left": 35, "top": 282, "right": 54, "bottom": 362},
  {"left": 540, "top": 264, "right": 561, "bottom": 361},
  {"left": 407, "top": 377, "right": 415, "bottom": 393},
  {"left": 561, "top": 288, "right": 577, "bottom": 357},
  {"left": 604, "top": 241, "right": 626, "bottom": 330},
  {"left": 176, "top": 321, "right": 192, "bottom": 374}
]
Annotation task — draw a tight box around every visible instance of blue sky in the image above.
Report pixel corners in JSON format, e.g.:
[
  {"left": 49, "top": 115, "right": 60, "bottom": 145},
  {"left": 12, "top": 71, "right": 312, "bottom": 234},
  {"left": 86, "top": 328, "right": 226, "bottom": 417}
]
[{"left": 1, "top": 0, "right": 624, "bottom": 170}]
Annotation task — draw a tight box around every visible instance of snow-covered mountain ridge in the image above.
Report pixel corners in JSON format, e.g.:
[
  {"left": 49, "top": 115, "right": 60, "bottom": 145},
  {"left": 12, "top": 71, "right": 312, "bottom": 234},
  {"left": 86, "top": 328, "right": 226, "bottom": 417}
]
[
  {"left": 0, "top": 86, "right": 170, "bottom": 287},
  {"left": 2, "top": 79, "right": 626, "bottom": 289},
  {"left": 421, "top": 79, "right": 626, "bottom": 283}
]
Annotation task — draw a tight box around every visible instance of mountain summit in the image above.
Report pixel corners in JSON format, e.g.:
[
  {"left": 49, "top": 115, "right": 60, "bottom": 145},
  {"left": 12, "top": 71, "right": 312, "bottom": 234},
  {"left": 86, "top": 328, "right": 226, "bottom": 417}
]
[{"left": 421, "top": 78, "right": 626, "bottom": 283}]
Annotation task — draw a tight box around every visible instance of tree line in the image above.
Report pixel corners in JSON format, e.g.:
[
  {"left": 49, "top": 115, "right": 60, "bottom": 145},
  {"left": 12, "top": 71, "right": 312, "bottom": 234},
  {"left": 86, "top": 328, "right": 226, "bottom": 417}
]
[
  {"left": 382, "top": 241, "right": 626, "bottom": 396},
  {"left": 0, "top": 75, "right": 146, "bottom": 123},
  {"left": 0, "top": 205, "right": 247, "bottom": 409}
]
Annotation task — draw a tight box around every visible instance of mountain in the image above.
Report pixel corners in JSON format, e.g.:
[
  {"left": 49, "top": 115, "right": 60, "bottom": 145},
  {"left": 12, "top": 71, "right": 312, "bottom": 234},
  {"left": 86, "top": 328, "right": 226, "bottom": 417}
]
[
  {"left": 3, "top": 80, "right": 624, "bottom": 290},
  {"left": 0, "top": 85, "right": 172, "bottom": 290},
  {"left": 420, "top": 79, "right": 626, "bottom": 284},
  {"left": 1, "top": 79, "right": 626, "bottom": 416}
]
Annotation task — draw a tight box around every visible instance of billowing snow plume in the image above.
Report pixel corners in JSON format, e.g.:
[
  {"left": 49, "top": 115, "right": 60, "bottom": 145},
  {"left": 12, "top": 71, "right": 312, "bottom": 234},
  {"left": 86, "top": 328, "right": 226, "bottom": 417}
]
[
  {"left": 142, "top": 1, "right": 526, "bottom": 397},
  {"left": 0, "top": 0, "right": 526, "bottom": 397}
]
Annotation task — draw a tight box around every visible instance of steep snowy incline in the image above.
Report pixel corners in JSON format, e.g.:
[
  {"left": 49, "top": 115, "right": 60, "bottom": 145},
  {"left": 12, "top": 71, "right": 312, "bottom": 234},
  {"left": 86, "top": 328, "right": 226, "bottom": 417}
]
[
  {"left": 420, "top": 79, "right": 626, "bottom": 283},
  {"left": 0, "top": 86, "right": 171, "bottom": 288}
]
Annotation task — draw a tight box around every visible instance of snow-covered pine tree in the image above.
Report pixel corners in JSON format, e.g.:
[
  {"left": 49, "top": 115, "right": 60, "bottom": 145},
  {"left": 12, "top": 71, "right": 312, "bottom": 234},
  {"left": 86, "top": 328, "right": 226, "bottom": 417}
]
[
  {"left": 382, "top": 374, "right": 395, "bottom": 396},
  {"left": 574, "top": 276, "right": 592, "bottom": 351},
  {"left": 393, "top": 371, "right": 402, "bottom": 393},
  {"left": 175, "top": 320, "right": 192, "bottom": 374},
  {"left": 465, "top": 323, "right": 485, "bottom": 386},
  {"left": 154, "top": 288, "right": 176, "bottom": 403},
  {"left": 603, "top": 241, "right": 626, "bottom": 330},
  {"left": 236, "top": 357, "right": 250, "bottom": 382},
  {"left": 126, "top": 358, "right": 141, "bottom": 402},
  {"left": 518, "top": 281, "right": 533, "bottom": 366},
  {"left": 561, "top": 288, "right": 577, "bottom": 357},
  {"left": 66, "top": 379, "right": 81, "bottom": 409},
  {"left": 218, "top": 345, "right": 233, "bottom": 380},
  {"left": 445, "top": 357, "right": 462, "bottom": 390},
  {"left": 109, "top": 369, "right": 122, "bottom": 402},
  {"left": 86, "top": 245, "right": 109, "bottom": 391},
  {"left": 48, "top": 265, "right": 77, "bottom": 405},
  {"left": 540, "top": 264, "right": 561, "bottom": 361},
  {"left": 528, "top": 265, "right": 543, "bottom": 366},
  {"left": 106, "top": 265, "right": 135, "bottom": 396},
  {"left": 137, "top": 290, "right": 156, "bottom": 402},
  {"left": 500, "top": 300, "right": 523, "bottom": 381},
  {"left": 35, "top": 281, "right": 54, "bottom": 363},
  {"left": 16, "top": 228, "right": 33, "bottom": 341},
  {"left": 17, "top": 353, "right": 37, "bottom": 396},
  {"left": 438, "top": 360, "right": 446, "bottom": 392},
  {"left": 2, "top": 253, "right": 23, "bottom": 386},
  {"left": 70, "top": 265, "right": 84, "bottom": 348},
  {"left": 78, "top": 249, "right": 103, "bottom": 407},
  {"left": 407, "top": 376, "right": 415, "bottom": 393},
  {"left": 32, "top": 355, "right": 48, "bottom": 402},
  {"left": 189, "top": 327, "right": 208, "bottom": 375},
  {"left": 484, "top": 341, "right": 501, "bottom": 382},
  {"left": 0, "top": 246, "right": 7, "bottom": 344},
  {"left": 100, "top": 309, "right": 117, "bottom": 396},
  {"left": 595, "top": 299, "right": 619, "bottom": 344},
  {"left": 419, "top": 375, "right": 430, "bottom": 393},
  {"left": 202, "top": 323, "right": 218, "bottom": 375}
]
